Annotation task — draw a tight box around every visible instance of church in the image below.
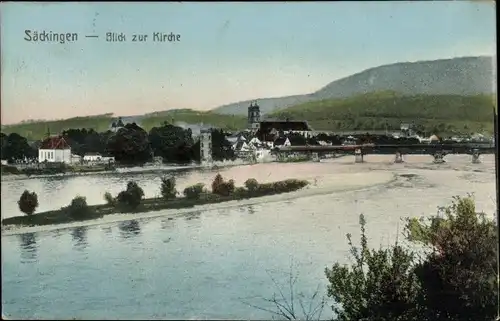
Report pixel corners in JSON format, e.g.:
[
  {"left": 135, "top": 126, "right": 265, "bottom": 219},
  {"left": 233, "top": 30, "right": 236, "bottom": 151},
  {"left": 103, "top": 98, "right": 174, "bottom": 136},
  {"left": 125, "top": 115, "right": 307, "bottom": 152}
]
[{"left": 247, "top": 101, "right": 313, "bottom": 142}]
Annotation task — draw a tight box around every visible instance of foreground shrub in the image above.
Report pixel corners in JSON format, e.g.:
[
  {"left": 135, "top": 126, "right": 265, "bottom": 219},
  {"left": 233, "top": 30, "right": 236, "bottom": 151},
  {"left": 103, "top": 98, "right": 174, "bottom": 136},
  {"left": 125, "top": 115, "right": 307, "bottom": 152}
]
[
  {"left": 161, "top": 176, "right": 177, "bottom": 200},
  {"left": 65, "top": 196, "right": 94, "bottom": 219},
  {"left": 325, "top": 214, "right": 421, "bottom": 321},
  {"left": 406, "top": 195, "right": 497, "bottom": 321},
  {"left": 324, "top": 195, "right": 497, "bottom": 321},
  {"left": 183, "top": 183, "right": 205, "bottom": 200},
  {"left": 117, "top": 181, "right": 145, "bottom": 210},
  {"left": 18, "top": 190, "right": 39, "bottom": 216}
]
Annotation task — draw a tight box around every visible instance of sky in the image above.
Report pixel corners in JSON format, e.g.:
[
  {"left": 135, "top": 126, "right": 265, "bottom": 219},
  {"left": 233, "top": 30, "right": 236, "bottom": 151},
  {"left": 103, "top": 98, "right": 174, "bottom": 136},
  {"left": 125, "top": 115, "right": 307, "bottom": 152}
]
[{"left": 0, "top": 1, "right": 496, "bottom": 124}]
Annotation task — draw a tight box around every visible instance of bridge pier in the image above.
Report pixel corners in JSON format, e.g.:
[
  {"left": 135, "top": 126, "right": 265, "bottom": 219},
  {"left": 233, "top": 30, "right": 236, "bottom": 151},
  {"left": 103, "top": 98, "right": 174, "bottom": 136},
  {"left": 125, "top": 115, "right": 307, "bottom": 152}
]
[
  {"left": 471, "top": 149, "right": 481, "bottom": 164},
  {"left": 354, "top": 149, "right": 364, "bottom": 163},
  {"left": 432, "top": 152, "right": 446, "bottom": 164},
  {"left": 312, "top": 152, "right": 320, "bottom": 162},
  {"left": 394, "top": 151, "right": 404, "bottom": 163}
]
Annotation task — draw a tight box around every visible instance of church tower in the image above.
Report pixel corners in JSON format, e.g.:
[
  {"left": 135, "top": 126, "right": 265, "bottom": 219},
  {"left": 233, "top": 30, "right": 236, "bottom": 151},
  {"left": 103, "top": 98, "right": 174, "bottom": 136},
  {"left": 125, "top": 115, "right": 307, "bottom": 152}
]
[{"left": 247, "top": 101, "right": 261, "bottom": 131}]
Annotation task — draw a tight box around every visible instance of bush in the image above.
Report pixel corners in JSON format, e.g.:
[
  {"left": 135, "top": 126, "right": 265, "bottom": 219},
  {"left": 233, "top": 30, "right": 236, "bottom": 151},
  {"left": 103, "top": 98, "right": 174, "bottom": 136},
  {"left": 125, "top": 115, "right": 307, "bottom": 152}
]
[
  {"left": 161, "top": 176, "right": 177, "bottom": 200},
  {"left": 256, "top": 179, "right": 309, "bottom": 195},
  {"left": 211, "top": 174, "right": 235, "bottom": 196},
  {"left": 18, "top": 190, "right": 39, "bottom": 216},
  {"left": 406, "top": 195, "right": 497, "bottom": 320},
  {"left": 183, "top": 183, "right": 205, "bottom": 200},
  {"left": 244, "top": 178, "right": 259, "bottom": 193},
  {"left": 116, "top": 181, "right": 145, "bottom": 210},
  {"left": 325, "top": 214, "right": 421, "bottom": 321},
  {"left": 200, "top": 191, "right": 222, "bottom": 202},
  {"left": 66, "top": 196, "right": 94, "bottom": 219},
  {"left": 234, "top": 187, "right": 247, "bottom": 197},
  {"left": 104, "top": 191, "right": 115, "bottom": 206},
  {"left": 324, "top": 195, "right": 497, "bottom": 321}
]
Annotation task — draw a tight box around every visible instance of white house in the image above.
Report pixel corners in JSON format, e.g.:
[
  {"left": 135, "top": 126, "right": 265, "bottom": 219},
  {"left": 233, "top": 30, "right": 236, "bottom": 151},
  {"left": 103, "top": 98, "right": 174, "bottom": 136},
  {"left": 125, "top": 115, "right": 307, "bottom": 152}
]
[
  {"left": 38, "top": 136, "right": 72, "bottom": 163},
  {"left": 248, "top": 137, "right": 262, "bottom": 148},
  {"left": 71, "top": 154, "right": 82, "bottom": 164},
  {"left": 83, "top": 152, "right": 102, "bottom": 162},
  {"left": 232, "top": 140, "right": 251, "bottom": 152}
]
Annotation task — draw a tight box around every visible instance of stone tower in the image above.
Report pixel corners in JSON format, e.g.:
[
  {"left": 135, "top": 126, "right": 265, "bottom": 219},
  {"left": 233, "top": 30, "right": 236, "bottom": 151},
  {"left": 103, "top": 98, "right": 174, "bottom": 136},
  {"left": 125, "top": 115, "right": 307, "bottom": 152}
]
[
  {"left": 200, "top": 129, "right": 213, "bottom": 165},
  {"left": 247, "top": 101, "right": 261, "bottom": 131}
]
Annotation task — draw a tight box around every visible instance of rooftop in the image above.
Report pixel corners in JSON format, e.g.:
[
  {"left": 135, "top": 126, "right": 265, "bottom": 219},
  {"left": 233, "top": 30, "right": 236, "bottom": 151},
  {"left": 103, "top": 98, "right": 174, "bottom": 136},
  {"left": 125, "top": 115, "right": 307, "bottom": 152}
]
[{"left": 39, "top": 136, "right": 71, "bottom": 150}]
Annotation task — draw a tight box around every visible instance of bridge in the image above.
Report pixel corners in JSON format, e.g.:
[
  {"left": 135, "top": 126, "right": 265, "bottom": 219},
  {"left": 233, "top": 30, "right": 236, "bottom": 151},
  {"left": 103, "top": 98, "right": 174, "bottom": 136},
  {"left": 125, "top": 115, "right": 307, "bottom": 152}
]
[{"left": 275, "top": 143, "right": 496, "bottom": 164}]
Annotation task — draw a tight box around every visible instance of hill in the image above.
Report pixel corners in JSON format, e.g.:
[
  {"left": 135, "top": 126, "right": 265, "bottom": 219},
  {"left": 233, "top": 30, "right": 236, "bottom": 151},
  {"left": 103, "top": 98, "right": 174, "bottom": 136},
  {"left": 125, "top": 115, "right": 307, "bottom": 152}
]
[
  {"left": 213, "top": 56, "right": 496, "bottom": 115},
  {"left": 1, "top": 110, "right": 246, "bottom": 141},
  {"left": 267, "top": 91, "right": 496, "bottom": 135}
]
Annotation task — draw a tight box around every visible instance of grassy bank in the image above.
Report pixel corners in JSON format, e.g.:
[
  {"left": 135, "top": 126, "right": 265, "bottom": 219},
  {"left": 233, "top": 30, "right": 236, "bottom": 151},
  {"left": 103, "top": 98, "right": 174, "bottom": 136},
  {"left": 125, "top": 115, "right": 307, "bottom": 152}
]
[
  {"left": 2, "top": 177, "right": 309, "bottom": 228},
  {"left": 3, "top": 163, "right": 116, "bottom": 177}
]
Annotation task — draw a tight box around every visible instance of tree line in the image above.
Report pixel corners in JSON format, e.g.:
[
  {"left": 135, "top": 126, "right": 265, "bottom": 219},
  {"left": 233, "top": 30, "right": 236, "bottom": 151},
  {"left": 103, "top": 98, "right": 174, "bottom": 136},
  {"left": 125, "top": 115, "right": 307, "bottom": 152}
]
[{"left": 1, "top": 122, "right": 235, "bottom": 165}]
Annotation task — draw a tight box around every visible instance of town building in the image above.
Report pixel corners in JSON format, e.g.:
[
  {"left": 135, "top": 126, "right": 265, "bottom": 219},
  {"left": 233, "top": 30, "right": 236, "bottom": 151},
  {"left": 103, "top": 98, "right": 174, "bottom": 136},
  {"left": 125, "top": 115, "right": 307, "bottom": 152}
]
[
  {"left": 71, "top": 154, "right": 82, "bottom": 164},
  {"left": 200, "top": 128, "right": 212, "bottom": 164},
  {"left": 246, "top": 102, "right": 312, "bottom": 141},
  {"left": 256, "top": 120, "right": 312, "bottom": 142},
  {"left": 38, "top": 136, "right": 72, "bottom": 163},
  {"left": 83, "top": 152, "right": 102, "bottom": 162},
  {"left": 400, "top": 123, "right": 415, "bottom": 137}
]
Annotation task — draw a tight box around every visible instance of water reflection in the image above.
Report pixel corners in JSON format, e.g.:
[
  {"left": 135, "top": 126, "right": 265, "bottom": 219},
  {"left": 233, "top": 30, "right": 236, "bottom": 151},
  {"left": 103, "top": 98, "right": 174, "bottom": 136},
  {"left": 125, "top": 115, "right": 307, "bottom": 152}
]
[
  {"left": 51, "top": 229, "right": 63, "bottom": 240},
  {"left": 102, "top": 226, "right": 113, "bottom": 236},
  {"left": 18, "top": 233, "right": 38, "bottom": 262},
  {"left": 71, "top": 226, "right": 88, "bottom": 250},
  {"left": 185, "top": 211, "right": 201, "bottom": 221},
  {"left": 160, "top": 217, "right": 175, "bottom": 230},
  {"left": 118, "top": 220, "right": 141, "bottom": 239}
]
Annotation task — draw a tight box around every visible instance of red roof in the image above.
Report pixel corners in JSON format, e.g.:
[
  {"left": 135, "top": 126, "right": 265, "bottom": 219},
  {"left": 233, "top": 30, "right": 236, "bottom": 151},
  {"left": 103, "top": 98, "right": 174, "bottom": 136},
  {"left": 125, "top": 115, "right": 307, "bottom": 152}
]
[{"left": 39, "top": 136, "right": 71, "bottom": 149}]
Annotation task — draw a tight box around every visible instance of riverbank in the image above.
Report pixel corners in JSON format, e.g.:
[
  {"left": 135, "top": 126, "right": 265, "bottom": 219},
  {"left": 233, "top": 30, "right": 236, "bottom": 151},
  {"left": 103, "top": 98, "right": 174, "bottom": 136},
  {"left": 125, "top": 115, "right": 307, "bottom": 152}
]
[
  {"left": 0, "top": 159, "right": 253, "bottom": 182},
  {"left": 1, "top": 169, "right": 398, "bottom": 236},
  {"left": 2, "top": 178, "right": 309, "bottom": 229}
]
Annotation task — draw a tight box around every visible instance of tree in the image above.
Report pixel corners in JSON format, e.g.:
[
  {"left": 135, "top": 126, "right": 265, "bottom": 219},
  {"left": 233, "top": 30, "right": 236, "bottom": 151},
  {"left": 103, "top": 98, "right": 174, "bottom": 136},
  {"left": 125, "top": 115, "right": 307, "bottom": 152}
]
[
  {"left": 211, "top": 174, "right": 235, "bottom": 196},
  {"left": 212, "top": 173, "right": 225, "bottom": 194},
  {"left": 18, "top": 190, "right": 39, "bottom": 216},
  {"left": 2, "top": 133, "right": 36, "bottom": 163},
  {"left": 117, "top": 181, "right": 145, "bottom": 209},
  {"left": 161, "top": 176, "right": 177, "bottom": 200},
  {"left": 210, "top": 129, "right": 235, "bottom": 161},
  {"left": 65, "top": 196, "right": 94, "bottom": 219},
  {"left": 149, "top": 123, "right": 195, "bottom": 164},
  {"left": 183, "top": 183, "right": 205, "bottom": 200},
  {"left": 244, "top": 178, "right": 259, "bottom": 194},
  {"left": 106, "top": 123, "right": 152, "bottom": 165}
]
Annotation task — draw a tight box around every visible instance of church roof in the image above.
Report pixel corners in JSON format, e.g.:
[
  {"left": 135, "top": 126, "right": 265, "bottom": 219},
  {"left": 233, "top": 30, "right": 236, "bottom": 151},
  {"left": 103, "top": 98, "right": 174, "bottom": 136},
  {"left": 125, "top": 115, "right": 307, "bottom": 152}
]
[{"left": 39, "top": 136, "right": 70, "bottom": 150}]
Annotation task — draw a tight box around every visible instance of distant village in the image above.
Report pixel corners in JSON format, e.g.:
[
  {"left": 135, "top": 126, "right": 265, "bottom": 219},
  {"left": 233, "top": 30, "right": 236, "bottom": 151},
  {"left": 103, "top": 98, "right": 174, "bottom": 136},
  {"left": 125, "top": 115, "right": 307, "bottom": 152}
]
[{"left": 1, "top": 101, "right": 495, "bottom": 168}]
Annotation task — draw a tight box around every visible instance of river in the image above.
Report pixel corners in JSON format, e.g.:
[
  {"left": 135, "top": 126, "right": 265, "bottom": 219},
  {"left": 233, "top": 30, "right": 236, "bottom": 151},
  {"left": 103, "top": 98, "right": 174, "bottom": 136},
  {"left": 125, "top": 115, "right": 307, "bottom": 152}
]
[{"left": 1, "top": 154, "right": 497, "bottom": 319}]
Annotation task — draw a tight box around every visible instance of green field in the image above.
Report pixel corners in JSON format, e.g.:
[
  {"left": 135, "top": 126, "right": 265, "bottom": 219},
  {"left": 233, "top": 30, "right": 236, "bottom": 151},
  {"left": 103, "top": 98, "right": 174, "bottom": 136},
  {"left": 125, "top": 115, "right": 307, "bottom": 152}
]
[
  {"left": 2, "top": 92, "right": 496, "bottom": 140},
  {"left": 267, "top": 91, "right": 496, "bottom": 135}
]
